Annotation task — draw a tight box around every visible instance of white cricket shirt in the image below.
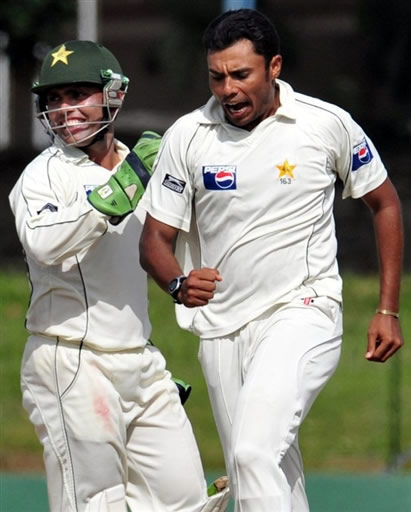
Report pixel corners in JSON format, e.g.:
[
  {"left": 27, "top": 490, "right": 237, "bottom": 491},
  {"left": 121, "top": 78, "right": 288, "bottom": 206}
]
[
  {"left": 9, "top": 140, "right": 151, "bottom": 350},
  {"left": 140, "top": 80, "right": 387, "bottom": 338}
]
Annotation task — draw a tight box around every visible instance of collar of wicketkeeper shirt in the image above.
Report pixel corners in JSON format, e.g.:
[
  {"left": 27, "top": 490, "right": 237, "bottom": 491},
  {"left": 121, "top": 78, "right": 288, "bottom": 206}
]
[{"left": 53, "top": 138, "right": 129, "bottom": 167}]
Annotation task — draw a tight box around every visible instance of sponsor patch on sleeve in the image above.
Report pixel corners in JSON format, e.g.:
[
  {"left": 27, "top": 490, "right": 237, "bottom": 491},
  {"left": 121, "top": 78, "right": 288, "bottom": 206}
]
[
  {"left": 352, "top": 138, "right": 373, "bottom": 171},
  {"left": 162, "top": 174, "right": 186, "bottom": 194},
  {"left": 202, "top": 165, "right": 237, "bottom": 190}
]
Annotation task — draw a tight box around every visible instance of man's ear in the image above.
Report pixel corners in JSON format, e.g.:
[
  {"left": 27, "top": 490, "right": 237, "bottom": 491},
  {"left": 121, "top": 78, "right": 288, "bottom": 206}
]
[{"left": 270, "top": 54, "right": 282, "bottom": 81}]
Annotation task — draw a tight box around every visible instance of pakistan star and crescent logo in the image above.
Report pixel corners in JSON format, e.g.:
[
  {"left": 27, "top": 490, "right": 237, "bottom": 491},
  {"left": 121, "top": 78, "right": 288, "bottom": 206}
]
[
  {"left": 276, "top": 159, "right": 296, "bottom": 179},
  {"left": 50, "top": 44, "right": 74, "bottom": 67}
]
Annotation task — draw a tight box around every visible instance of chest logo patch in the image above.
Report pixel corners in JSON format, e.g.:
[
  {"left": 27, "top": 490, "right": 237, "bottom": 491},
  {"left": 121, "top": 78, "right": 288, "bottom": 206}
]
[
  {"left": 352, "top": 138, "right": 373, "bottom": 171},
  {"left": 276, "top": 160, "right": 296, "bottom": 181},
  {"left": 202, "top": 165, "right": 237, "bottom": 190}
]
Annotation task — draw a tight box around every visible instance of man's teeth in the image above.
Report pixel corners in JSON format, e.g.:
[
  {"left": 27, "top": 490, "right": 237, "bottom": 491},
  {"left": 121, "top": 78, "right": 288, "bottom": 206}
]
[{"left": 66, "top": 120, "right": 85, "bottom": 126}]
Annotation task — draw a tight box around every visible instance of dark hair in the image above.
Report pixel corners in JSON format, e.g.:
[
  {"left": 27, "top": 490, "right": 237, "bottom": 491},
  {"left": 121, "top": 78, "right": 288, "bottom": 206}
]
[{"left": 202, "top": 9, "right": 280, "bottom": 68}]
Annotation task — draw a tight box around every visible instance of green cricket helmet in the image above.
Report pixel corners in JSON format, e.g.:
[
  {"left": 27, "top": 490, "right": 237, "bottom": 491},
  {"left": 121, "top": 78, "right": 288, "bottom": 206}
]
[{"left": 32, "top": 40, "right": 129, "bottom": 146}]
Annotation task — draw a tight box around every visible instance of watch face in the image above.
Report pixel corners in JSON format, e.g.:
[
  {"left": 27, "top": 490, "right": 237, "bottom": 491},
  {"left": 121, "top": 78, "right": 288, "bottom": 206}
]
[
  {"left": 168, "top": 276, "right": 186, "bottom": 302},
  {"left": 168, "top": 278, "right": 179, "bottom": 294}
]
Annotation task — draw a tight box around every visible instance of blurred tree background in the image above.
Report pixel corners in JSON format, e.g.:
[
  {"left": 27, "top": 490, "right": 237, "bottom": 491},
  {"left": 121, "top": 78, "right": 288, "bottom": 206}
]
[
  {"left": 0, "top": 0, "right": 409, "bottom": 269},
  {"left": 0, "top": 0, "right": 76, "bottom": 149},
  {"left": 0, "top": 0, "right": 410, "bottom": 481}
]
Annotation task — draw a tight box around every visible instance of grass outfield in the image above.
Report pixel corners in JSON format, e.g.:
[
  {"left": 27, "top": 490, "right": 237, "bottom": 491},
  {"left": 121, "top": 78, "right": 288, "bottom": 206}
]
[{"left": 0, "top": 269, "right": 410, "bottom": 473}]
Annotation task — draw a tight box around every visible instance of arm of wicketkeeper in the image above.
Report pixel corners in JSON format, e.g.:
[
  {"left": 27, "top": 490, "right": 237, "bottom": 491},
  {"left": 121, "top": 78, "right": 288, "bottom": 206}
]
[{"left": 88, "top": 130, "right": 162, "bottom": 225}]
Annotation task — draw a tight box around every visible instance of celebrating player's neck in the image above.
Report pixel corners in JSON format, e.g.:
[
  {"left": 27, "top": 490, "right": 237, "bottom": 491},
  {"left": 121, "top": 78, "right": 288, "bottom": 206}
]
[{"left": 85, "top": 131, "right": 121, "bottom": 170}]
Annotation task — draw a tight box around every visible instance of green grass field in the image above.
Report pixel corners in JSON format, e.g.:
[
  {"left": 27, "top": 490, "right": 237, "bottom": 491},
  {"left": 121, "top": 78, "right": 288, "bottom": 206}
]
[{"left": 1, "top": 269, "right": 410, "bottom": 473}]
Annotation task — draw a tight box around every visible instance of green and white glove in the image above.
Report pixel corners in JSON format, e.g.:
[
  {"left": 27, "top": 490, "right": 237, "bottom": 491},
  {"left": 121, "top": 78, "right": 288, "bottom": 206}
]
[
  {"left": 172, "top": 378, "right": 192, "bottom": 405},
  {"left": 203, "top": 476, "right": 230, "bottom": 511},
  {"left": 88, "top": 130, "right": 162, "bottom": 225}
]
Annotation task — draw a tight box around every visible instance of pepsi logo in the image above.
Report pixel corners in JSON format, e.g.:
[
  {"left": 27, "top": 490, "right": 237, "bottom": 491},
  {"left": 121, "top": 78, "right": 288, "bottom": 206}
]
[
  {"left": 358, "top": 145, "right": 371, "bottom": 163},
  {"left": 215, "top": 169, "right": 236, "bottom": 189},
  {"left": 352, "top": 138, "right": 374, "bottom": 171},
  {"left": 202, "top": 165, "right": 237, "bottom": 190}
]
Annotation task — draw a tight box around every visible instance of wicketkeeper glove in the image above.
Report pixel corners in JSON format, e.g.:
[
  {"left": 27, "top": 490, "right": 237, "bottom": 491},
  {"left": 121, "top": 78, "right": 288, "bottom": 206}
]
[
  {"left": 88, "top": 130, "right": 162, "bottom": 225},
  {"left": 172, "top": 378, "right": 192, "bottom": 405},
  {"left": 203, "top": 476, "right": 230, "bottom": 512}
]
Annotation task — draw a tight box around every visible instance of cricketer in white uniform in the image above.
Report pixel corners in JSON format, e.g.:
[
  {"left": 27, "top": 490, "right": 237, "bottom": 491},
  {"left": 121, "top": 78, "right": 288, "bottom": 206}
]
[
  {"left": 9, "top": 40, "right": 230, "bottom": 512},
  {"left": 139, "top": 9, "right": 404, "bottom": 512}
]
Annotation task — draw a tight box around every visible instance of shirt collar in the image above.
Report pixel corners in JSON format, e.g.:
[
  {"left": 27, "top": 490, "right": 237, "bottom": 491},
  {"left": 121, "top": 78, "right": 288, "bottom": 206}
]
[
  {"left": 53, "top": 139, "right": 128, "bottom": 166},
  {"left": 199, "top": 78, "right": 297, "bottom": 126}
]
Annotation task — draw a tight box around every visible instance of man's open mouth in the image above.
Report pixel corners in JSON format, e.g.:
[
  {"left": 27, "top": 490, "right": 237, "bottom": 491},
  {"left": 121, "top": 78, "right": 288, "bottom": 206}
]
[{"left": 225, "top": 101, "right": 249, "bottom": 114}]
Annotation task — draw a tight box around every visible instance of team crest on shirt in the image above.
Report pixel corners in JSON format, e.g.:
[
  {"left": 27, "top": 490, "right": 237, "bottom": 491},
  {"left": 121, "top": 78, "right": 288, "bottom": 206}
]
[
  {"left": 37, "top": 202, "right": 58, "bottom": 214},
  {"left": 202, "top": 165, "right": 237, "bottom": 190},
  {"left": 84, "top": 184, "right": 97, "bottom": 196},
  {"left": 276, "top": 159, "right": 296, "bottom": 184},
  {"left": 352, "top": 138, "right": 373, "bottom": 171}
]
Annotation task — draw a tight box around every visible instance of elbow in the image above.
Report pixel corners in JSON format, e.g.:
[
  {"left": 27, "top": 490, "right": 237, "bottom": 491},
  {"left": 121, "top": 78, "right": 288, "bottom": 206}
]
[
  {"left": 139, "top": 229, "right": 167, "bottom": 277},
  {"left": 27, "top": 245, "right": 63, "bottom": 266},
  {"left": 21, "top": 230, "right": 65, "bottom": 266},
  {"left": 139, "top": 214, "right": 178, "bottom": 275},
  {"left": 139, "top": 249, "right": 149, "bottom": 274},
  {"left": 138, "top": 233, "right": 150, "bottom": 274}
]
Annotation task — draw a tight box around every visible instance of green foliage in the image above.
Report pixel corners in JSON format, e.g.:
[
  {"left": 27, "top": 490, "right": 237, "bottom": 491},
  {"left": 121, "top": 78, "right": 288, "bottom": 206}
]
[
  {"left": 0, "top": 0, "right": 75, "bottom": 40},
  {"left": 1, "top": 271, "right": 410, "bottom": 472},
  {"left": 0, "top": 271, "right": 42, "bottom": 459},
  {"left": 300, "top": 274, "right": 411, "bottom": 472}
]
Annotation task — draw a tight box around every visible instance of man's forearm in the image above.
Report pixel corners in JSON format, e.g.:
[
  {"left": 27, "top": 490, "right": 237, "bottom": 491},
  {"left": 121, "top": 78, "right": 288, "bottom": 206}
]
[
  {"left": 139, "top": 223, "right": 183, "bottom": 293},
  {"left": 373, "top": 193, "right": 403, "bottom": 313},
  {"left": 362, "top": 178, "right": 404, "bottom": 313}
]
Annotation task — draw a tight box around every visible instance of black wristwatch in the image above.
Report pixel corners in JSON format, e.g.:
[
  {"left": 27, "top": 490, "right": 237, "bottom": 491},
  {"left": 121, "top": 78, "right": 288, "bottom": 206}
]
[{"left": 168, "top": 275, "right": 187, "bottom": 304}]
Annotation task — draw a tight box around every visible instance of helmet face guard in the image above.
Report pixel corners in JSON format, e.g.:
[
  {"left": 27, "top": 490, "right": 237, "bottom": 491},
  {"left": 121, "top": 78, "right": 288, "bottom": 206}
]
[{"left": 32, "top": 41, "right": 129, "bottom": 146}]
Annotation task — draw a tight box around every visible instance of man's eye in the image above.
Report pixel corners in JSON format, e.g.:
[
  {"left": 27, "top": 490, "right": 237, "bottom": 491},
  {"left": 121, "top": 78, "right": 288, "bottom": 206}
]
[{"left": 47, "top": 94, "right": 59, "bottom": 103}]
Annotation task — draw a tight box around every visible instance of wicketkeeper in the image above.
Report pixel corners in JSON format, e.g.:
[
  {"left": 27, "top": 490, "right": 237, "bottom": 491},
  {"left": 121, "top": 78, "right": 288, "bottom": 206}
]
[{"left": 9, "top": 39, "right": 229, "bottom": 512}]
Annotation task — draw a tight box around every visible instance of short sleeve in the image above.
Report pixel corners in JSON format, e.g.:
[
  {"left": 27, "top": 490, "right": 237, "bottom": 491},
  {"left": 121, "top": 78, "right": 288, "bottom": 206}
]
[
  {"left": 336, "top": 114, "right": 387, "bottom": 199},
  {"left": 140, "top": 116, "right": 196, "bottom": 232}
]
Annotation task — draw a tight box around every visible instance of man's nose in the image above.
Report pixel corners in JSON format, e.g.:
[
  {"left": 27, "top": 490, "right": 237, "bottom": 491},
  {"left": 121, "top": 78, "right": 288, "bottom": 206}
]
[{"left": 222, "top": 77, "right": 238, "bottom": 97}]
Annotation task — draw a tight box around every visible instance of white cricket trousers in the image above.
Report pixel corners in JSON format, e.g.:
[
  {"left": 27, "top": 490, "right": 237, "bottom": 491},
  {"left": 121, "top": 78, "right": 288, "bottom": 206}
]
[
  {"left": 199, "top": 296, "right": 343, "bottom": 512},
  {"left": 21, "top": 335, "right": 208, "bottom": 512}
]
